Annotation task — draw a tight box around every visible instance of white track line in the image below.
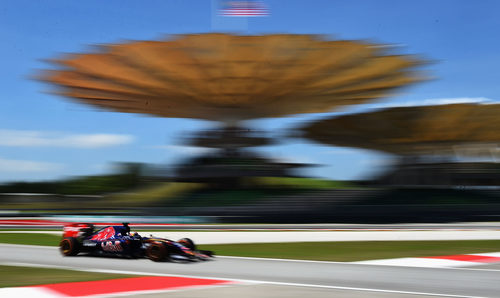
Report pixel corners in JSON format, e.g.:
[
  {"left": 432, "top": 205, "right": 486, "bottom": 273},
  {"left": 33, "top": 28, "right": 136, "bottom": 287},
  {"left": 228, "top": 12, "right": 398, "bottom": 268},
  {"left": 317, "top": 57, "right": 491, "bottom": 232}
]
[
  {"left": 0, "top": 287, "right": 64, "bottom": 298},
  {"left": 217, "top": 255, "right": 347, "bottom": 264},
  {"left": 354, "top": 257, "right": 478, "bottom": 268}
]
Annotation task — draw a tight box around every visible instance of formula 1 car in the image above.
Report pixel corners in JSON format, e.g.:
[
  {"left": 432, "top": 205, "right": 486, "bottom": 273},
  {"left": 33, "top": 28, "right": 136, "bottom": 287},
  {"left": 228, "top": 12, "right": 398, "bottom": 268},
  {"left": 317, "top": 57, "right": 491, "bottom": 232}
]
[{"left": 59, "top": 223, "right": 213, "bottom": 262}]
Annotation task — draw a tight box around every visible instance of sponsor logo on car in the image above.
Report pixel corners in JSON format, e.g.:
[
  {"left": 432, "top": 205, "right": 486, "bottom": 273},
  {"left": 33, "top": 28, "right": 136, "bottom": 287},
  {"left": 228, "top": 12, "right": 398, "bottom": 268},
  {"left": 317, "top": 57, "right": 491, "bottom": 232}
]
[
  {"left": 101, "top": 240, "right": 123, "bottom": 252},
  {"left": 83, "top": 240, "right": 97, "bottom": 247}
]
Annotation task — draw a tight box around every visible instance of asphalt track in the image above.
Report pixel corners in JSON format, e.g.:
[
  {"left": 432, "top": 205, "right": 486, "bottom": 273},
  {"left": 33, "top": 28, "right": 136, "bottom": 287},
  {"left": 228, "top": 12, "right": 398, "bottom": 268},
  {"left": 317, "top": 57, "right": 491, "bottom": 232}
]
[{"left": 2, "top": 244, "right": 500, "bottom": 297}]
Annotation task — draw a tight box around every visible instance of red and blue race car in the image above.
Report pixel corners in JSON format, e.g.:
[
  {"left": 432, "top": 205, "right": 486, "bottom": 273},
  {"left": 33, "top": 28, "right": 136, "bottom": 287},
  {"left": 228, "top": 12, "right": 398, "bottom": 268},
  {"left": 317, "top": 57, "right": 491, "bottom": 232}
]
[{"left": 59, "top": 223, "right": 213, "bottom": 262}]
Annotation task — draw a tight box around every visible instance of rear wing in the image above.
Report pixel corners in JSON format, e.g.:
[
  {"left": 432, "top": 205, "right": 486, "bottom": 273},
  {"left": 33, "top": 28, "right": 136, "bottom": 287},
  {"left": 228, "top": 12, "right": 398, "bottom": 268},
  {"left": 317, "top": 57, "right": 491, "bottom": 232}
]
[{"left": 63, "top": 223, "right": 95, "bottom": 238}]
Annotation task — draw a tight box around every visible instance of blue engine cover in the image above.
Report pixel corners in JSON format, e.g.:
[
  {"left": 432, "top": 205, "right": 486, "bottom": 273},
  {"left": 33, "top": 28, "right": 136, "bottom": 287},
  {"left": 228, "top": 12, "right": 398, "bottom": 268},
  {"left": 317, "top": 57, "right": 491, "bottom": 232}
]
[{"left": 82, "top": 226, "right": 142, "bottom": 256}]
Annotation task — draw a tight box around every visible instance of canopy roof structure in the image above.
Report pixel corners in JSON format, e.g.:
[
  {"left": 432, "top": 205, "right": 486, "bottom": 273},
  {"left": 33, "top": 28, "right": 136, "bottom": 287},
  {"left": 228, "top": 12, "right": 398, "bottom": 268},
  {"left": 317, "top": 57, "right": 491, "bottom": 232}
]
[
  {"left": 301, "top": 103, "right": 500, "bottom": 156},
  {"left": 39, "top": 33, "right": 424, "bottom": 122}
]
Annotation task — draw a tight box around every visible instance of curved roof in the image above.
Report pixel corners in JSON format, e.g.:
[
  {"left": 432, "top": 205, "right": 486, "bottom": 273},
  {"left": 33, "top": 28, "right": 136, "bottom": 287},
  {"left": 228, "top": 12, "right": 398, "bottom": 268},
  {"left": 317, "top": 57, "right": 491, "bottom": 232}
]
[
  {"left": 39, "top": 33, "right": 424, "bottom": 122},
  {"left": 301, "top": 103, "right": 500, "bottom": 156}
]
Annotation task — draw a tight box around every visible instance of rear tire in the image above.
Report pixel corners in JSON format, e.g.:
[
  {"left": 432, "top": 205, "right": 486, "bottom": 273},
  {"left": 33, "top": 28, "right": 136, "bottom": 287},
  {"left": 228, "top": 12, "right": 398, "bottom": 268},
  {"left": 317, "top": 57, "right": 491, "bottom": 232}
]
[
  {"left": 146, "top": 243, "right": 169, "bottom": 262},
  {"left": 178, "top": 238, "right": 196, "bottom": 250},
  {"left": 60, "top": 237, "right": 80, "bottom": 256}
]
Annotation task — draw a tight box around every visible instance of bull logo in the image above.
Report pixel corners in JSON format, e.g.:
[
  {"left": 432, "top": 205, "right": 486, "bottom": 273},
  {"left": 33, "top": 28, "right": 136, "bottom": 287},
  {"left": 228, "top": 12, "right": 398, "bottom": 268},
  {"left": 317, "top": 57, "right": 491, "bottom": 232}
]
[{"left": 91, "top": 227, "right": 115, "bottom": 241}]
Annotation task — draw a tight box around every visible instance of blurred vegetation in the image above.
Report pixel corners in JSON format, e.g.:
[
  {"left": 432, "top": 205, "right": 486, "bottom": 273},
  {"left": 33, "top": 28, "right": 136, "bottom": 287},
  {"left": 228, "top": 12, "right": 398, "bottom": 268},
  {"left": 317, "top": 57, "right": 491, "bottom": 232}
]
[
  {"left": 161, "top": 177, "right": 357, "bottom": 207},
  {"left": 252, "top": 177, "right": 355, "bottom": 189},
  {"left": 0, "top": 163, "right": 143, "bottom": 195},
  {"left": 165, "top": 187, "right": 299, "bottom": 207},
  {"left": 0, "top": 265, "right": 135, "bottom": 287},
  {"left": 359, "top": 188, "right": 500, "bottom": 205},
  {"left": 0, "top": 165, "right": 359, "bottom": 211},
  {"left": 105, "top": 182, "right": 204, "bottom": 207}
]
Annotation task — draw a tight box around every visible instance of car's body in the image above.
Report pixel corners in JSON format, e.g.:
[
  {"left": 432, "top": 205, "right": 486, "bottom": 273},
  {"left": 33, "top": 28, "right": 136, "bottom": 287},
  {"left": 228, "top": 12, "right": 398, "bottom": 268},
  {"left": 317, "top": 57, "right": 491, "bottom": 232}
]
[{"left": 59, "top": 223, "right": 213, "bottom": 262}]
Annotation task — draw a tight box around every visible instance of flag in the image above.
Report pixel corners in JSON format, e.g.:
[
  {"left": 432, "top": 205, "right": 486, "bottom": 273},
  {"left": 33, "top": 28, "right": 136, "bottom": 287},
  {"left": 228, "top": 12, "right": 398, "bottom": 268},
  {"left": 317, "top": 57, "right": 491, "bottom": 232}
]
[{"left": 219, "top": 1, "right": 270, "bottom": 17}]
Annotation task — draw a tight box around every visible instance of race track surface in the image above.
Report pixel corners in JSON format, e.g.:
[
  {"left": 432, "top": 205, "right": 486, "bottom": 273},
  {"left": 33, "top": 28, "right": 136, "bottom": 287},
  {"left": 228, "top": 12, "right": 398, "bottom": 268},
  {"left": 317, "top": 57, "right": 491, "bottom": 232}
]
[{"left": 1, "top": 244, "right": 500, "bottom": 297}]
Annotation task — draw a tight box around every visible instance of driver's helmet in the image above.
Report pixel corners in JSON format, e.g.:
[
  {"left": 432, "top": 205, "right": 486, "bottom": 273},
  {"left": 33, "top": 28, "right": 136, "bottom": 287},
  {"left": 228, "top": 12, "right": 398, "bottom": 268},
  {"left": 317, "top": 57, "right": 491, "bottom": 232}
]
[{"left": 122, "top": 222, "right": 131, "bottom": 235}]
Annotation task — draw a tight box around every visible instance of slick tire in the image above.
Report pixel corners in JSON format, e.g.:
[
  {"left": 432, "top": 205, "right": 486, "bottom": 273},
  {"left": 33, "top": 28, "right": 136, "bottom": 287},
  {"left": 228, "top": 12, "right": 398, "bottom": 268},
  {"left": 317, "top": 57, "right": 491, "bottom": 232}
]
[
  {"left": 146, "top": 243, "right": 169, "bottom": 262},
  {"left": 178, "top": 238, "right": 196, "bottom": 250},
  {"left": 60, "top": 237, "right": 80, "bottom": 256}
]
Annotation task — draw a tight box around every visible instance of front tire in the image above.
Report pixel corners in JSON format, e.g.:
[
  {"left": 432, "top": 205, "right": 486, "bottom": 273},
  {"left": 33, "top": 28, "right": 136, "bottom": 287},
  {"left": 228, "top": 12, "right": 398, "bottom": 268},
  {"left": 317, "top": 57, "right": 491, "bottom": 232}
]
[
  {"left": 60, "top": 237, "right": 80, "bottom": 256},
  {"left": 146, "top": 243, "right": 169, "bottom": 262}
]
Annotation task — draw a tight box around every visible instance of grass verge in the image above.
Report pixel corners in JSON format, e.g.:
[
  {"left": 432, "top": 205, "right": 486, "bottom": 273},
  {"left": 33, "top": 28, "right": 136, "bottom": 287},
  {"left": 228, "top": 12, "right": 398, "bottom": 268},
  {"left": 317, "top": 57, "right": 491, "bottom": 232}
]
[
  {"left": 0, "top": 265, "right": 136, "bottom": 288},
  {"left": 0, "top": 233, "right": 60, "bottom": 246},
  {"left": 199, "top": 240, "right": 500, "bottom": 262}
]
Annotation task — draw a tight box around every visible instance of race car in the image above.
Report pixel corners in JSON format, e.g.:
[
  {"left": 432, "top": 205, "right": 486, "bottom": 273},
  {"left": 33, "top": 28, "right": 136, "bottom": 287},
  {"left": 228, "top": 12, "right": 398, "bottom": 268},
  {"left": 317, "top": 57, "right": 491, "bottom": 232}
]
[{"left": 59, "top": 222, "right": 213, "bottom": 262}]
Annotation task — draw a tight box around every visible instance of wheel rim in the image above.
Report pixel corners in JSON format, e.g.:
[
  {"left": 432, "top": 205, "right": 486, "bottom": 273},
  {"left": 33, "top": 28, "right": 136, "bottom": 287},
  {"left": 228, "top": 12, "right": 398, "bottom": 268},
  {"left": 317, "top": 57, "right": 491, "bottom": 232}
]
[
  {"left": 150, "top": 245, "right": 161, "bottom": 259},
  {"left": 61, "top": 240, "right": 71, "bottom": 254}
]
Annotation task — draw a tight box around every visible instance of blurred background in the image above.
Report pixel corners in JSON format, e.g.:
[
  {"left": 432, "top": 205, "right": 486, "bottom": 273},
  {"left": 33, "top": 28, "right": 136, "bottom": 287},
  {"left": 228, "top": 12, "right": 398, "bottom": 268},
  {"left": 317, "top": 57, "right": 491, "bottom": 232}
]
[{"left": 1, "top": 0, "right": 500, "bottom": 224}]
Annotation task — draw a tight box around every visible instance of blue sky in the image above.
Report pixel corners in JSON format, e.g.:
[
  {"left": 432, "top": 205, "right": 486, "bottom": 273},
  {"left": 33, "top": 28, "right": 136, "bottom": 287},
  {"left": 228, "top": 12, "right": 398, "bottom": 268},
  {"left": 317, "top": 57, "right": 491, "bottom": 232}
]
[{"left": 1, "top": 0, "right": 499, "bottom": 182}]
